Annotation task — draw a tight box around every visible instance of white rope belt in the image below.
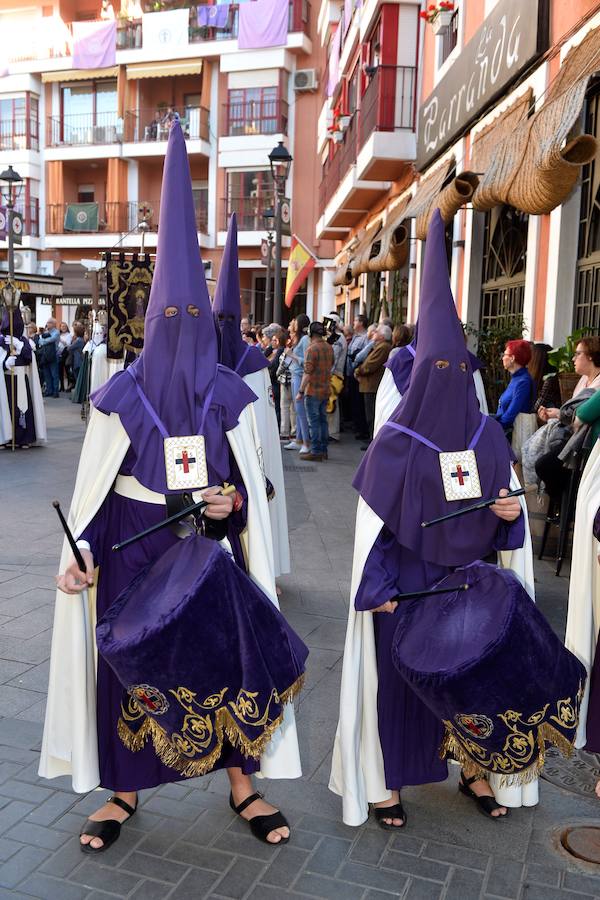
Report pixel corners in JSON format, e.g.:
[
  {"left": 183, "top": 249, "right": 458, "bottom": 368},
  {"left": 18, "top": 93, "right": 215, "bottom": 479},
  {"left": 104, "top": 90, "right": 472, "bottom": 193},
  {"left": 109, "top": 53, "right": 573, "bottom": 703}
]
[{"left": 114, "top": 475, "right": 204, "bottom": 505}]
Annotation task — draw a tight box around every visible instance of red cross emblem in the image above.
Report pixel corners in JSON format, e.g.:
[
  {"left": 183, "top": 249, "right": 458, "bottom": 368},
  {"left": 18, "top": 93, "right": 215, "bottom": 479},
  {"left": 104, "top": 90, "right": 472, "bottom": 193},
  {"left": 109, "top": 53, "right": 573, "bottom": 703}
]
[
  {"left": 176, "top": 450, "right": 196, "bottom": 474},
  {"left": 451, "top": 465, "right": 469, "bottom": 486},
  {"left": 464, "top": 718, "right": 482, "bottom": 735},
  {"left": 137, "top": 691, "right": 158, "bottom": 711}
]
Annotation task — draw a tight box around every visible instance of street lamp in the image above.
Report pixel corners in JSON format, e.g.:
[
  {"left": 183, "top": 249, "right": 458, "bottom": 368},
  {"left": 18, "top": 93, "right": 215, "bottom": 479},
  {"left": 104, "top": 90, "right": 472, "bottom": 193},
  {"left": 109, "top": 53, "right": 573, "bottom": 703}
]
[
  {"left": 263, "top": 206, "right": 275, "bottom": 323},
  {"left": 268, "top": 141, "right": 292, "bottom": 324},
  {"left": 0, "top": 165, "right": 23, "bottom": 279}
]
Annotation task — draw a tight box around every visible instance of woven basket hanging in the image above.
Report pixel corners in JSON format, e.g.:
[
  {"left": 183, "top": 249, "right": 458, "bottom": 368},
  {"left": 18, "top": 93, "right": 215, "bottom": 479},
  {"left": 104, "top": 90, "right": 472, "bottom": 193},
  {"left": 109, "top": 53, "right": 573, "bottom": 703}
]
[
  {"left": 349, "top": 221, "right": 383, "bottom": 278},
  {"left": 333, "top": 256, "right": 353, "bottom": 286},
  {"left": 367, "top": 197, "right": 411, "bottom": 272}
]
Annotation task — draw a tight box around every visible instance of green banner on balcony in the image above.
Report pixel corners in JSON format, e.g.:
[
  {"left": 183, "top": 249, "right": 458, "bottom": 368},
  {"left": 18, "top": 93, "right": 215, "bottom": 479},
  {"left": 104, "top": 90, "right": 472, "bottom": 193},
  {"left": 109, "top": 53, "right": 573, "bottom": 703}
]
[{"left": 64, "top": 202, "right": 99, "bottom": 232}]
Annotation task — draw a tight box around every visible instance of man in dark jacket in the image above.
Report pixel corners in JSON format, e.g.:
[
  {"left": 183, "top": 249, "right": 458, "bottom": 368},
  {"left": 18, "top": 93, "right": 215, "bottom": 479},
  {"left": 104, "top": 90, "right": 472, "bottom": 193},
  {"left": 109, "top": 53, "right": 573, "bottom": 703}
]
[{"left": 355, "top": 324, "right": 392, "bottom": 449}]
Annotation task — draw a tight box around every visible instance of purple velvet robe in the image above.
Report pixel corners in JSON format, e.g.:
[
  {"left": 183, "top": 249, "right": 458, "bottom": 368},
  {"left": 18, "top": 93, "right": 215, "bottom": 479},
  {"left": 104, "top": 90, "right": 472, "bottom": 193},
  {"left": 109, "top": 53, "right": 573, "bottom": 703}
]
[
  {"left": 1, "top": 336, "right": 36, "bottom": 447},
  {"left": 354, "top": 515, "right": 525, "bottom": 790}
]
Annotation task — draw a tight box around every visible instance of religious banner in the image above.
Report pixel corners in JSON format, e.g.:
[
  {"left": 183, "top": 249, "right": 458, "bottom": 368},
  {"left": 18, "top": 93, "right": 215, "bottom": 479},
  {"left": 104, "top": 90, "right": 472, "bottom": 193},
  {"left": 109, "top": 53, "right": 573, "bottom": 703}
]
[
  {"left": 142, "top": 9, "right": 190, "bottom": 53},
  {"left": 238, "top": 0, "right": 288, "bottom": 50},
  {"left": 197, "top": 4, "right": 231, "bottom": 28},
  {"left": 72, "top": 20, "right": 117, "bottom": 69},
  {"left": 64, "top": 203, "right": 99, "bottom": 233},
  {"left": 0, "top": 206, "right": 7, "bottom": 240},
  {"left": 285, "top": 235, "right": 316, "bottom": 308},
  {"left": 106, "top": 252, "right": 154, "bottom": 360}
]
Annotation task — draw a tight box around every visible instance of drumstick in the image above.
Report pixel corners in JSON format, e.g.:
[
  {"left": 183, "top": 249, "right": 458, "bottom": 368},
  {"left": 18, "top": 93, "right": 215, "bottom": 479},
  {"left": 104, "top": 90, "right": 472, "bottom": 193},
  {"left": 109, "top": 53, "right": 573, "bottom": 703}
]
[
  {"left": 421, "top": 486, "right": 533, "bottom": 528},
  {"left": 394, "top": 583, "right": 469, "bottom": 602},
  {"left": 52, "top": 500, "right": 87, "bottom": 574},
  {"left": 112, "top": 484, "right": 236, "bottom": 552}
]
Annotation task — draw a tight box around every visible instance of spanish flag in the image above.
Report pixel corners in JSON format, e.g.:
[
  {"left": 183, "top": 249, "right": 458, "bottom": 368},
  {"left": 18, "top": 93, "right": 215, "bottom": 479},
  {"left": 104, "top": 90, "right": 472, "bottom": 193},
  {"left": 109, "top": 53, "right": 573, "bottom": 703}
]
[{"left": 285, "top": 234, "right": 317, "bottom": 308}]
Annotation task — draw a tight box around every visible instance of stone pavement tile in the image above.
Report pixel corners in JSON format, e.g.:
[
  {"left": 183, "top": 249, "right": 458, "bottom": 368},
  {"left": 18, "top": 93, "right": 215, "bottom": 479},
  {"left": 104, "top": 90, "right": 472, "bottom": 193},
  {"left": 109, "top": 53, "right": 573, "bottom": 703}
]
[
  {"left": 83, "top": 824, "right": 147, "bottom": 868},
  {"left": 338, "top": 861, "right": 409, "bottom": 894},
  {"left": 0, "top": 606, "right": 54, "bottom": 640},
  {"left": 68, "top": 859, "right": 142, "bottom": 895},
  {"left": 0, "top": 779, "right": 56, "bottom": 804},
  {"left": 247, "top": 886, "right": 314, "bottom": 900},
  {"left": 180, "top": 808, "right": 236, "bottom": 845},
  {"left": 381, "top": 849, "right": 450, "bottom": 882},
  {"left": 0, "top": 760, "right": 23, "bottom": 783},
  {"left": 18, "top": 871, "right": 90, "bottom": 900},
  {"left": 521, "top": 885, "right": 594, "bottom": 900},
  {"left": 135, "top": 821, "right": 194, "bottom": 858},
  {"left": 39, "top": 837, "right": 86, "bottom": 878},
  {"left": 404, "top": 880, "right": 445, "bottom": 900},
  {"left": 422, "top": 841, "right": 487, "bottom": 870},
  {"left": 141, "top": 795, "right": 204, "bottom": 822},
  {"left": 444, "top": 866, "right": 486, "bottom": 900},
  {"left": 16, "top": 698, "right": 47, "bottom": 723},
  {"left": 208, "top": 857, "right": 265, "bottom": 899},
  {"left": 0, "top": 839, "right": 21, "bottom": 862},
  {"left": 297, "top": 813, "right": 357, "bottom": 841},
  {"left": 0, "top": 659, "right": 31, "bottom": 683},
  {"left": 8, "top": 660, "right": 50, "bottom": 692},
  {"left": 9, "top": 821, "right": 71, "bottom": 851},
  {"left": 305, "top": 835, "right": 352, "bottom": 876},
  {"left": 0, "top": 891, "right": 31, "bottom": 900},
  {"left": 0, "top": 845, "right": 51, "bottom": 889},
  {"left": 288, "top": 829, "right": 322, "bottom": 852},
  {"left": 0, "top": 579, "right": 52, "bottom": 602},
  {"left": 0, "top": 635, "right": 50, "bottom": 665},
  {"left": 213, "top": 830, "right": 280, "bottom": 862},
  {"left": 169, "top": 867, "right": 221, "bottom": 898},
  {"left": 301, "top": 619, "right": 345, "bottom": 652},
  {"left": 0, "top": 746, "right": 38, "bottom": 765},
  {"left": 259, "top": 846, "right": 309, "bottom": 889},
  {"left": 129, "top": 879, "right": 177, "bottom": 899},
  {"left": 0, "top": 685, "right": 44, "bottom": 717},
  {"left": 27, "top": 789, "right": 78, "bottom": 826},
  {"left": 525, "top": 862, "right": 561, "bottom": 886},
  {"left": 294, "top": 872, "right": 367, "bottom": 899},
  {"left": 0, "top": 717, "right": 42, "bottom": 750},
  {"left": 484, "top": 858, "right": 525, "bottom": 897},
  {"left": 157, "top": 781, "right": 194, "bottom": 801},
  {"left": 349, "top": 829, "right": 392, "bottom": 865},
  {"left": 167, "top": 841, "right": 235, "bottom": 872},
  {"left": 0, "top": 799, "right": 36, "bottom": 835},
  {"left": 118, "top": 850, "right": 190, "bottom": 884},
  {"left": 562, "top": 870, "right": 600, "bottom": 893}
]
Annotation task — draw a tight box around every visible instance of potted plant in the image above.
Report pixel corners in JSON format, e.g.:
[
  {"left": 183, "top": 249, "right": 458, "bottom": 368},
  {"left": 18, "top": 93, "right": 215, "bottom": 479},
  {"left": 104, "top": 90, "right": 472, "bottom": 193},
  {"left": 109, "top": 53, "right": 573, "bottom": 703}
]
[
  {"left": 547, "top": 328, "right": 589, "bottom": 402},
  {"left": 419, "top": 2, "right": 455, "bottom": 36}
]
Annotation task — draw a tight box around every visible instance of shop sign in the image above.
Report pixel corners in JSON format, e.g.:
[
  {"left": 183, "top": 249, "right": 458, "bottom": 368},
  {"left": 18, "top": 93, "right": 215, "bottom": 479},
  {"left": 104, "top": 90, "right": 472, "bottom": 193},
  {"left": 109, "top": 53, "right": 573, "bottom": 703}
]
[
  {"left": 416, "top": 0, "right": 549, "bottom": 170},
  {"left": 59, "top": 295, "right": 107, "bottom": 307}
]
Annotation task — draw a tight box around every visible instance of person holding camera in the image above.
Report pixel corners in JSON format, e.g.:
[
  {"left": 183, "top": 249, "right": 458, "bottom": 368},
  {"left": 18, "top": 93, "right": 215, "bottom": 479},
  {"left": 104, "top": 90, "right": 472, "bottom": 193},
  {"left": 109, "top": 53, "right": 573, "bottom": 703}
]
[
  {"left": 38, "top": 317, "right": 60, "bottom": 398},
  {"left": 324, "top": 313, "right": 347, "bottom": 443}
]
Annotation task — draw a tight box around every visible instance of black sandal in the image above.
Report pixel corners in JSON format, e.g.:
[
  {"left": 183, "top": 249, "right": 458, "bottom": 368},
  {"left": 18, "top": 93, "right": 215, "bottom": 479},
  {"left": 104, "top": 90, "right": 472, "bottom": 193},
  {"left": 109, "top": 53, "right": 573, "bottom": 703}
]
[
  {"left": 79, "top": 795, "right": 137, "bottom": 854},
  {"left": 229, "top": 791, "right": 290, "bottom": 845},
  {"left": 459, "top": 773, "right": 509, "bottom": 820},
  {"left": 371, "top": 801, "right": 407, "bottom": 831}
]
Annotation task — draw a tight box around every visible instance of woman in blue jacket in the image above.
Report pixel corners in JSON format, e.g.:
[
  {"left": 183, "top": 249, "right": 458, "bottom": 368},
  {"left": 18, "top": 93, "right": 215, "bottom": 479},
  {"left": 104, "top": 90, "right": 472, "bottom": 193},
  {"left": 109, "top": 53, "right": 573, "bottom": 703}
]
[{"left": 494, "top": 339, "right": 533, "bottom": 438}]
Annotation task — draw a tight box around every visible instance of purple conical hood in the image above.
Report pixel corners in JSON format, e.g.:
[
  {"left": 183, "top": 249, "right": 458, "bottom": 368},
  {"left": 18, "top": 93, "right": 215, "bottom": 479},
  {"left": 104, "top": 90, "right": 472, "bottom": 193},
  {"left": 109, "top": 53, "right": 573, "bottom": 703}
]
[
  {"left": 93, "top": 123, "right": 257, "bottom": 494},
  {"left": 213, "top": 214, "right": 268, "bottom": 377},
  {"left": 354, "top": 209, "right": 513, "bottom": 567}
]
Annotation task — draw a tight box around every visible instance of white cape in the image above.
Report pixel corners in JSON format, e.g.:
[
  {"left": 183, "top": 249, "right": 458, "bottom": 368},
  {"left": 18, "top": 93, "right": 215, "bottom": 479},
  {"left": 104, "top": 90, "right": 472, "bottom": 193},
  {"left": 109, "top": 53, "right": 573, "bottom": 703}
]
[
  {"left": 565, "top": 440, "right": 600, "bottom": 747},
  {"left": 243, "top": 368, "right": 290, "bottom": 577},
  {"left": 89, "top": 344, "right": 124, "bottom": 395},
  {"left": 39, "top": 403, "right": 301, "bottom": 793},
  {"left": 28, "top": 348, "right": 47, "bottom": 444},
  {"left": 329, "top": 371, "right": 536, "bottom": 825},
  {"left": 0, "top": 345, "right": 10, "bottom": 444}
]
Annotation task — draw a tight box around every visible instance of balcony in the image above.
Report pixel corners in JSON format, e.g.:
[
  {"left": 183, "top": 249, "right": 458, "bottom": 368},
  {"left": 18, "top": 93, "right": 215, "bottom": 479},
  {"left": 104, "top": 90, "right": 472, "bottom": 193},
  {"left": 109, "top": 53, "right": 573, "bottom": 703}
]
[
  {"left": 359, "top": 65, "right": 416, "bottom": 150},
  {"left": 221, "top": 196, "right": 271, "bottom": 232},
  {"left": 46, "top": 201, "right": 208, "bottom": 236},
  {"left": 0, "top": 117, "right": 39, "bottom": 152},
  {"left": 47, "top": 112, "right": 121, "bottom": 148},
  {"left": 123, "top": 108, "right": 209, "bottom": 144},
  {"left": 225, "top": 98, "right": 288, "bottom": 137}
]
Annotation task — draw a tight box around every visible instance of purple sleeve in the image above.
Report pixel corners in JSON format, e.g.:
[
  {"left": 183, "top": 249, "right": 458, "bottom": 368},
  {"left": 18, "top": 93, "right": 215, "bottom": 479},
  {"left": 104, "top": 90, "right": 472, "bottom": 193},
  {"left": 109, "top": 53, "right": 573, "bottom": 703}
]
[
  {"left": 79, "top": 499, "right": 109, "bottom": 561},
  {"left": 355, "top": 529, "right": 401, "bottom": 612},
  {"left": 18, "top": 340, "right": 32, "bottom": 365},
  {"left": 493, "top": 511, "right": 525, "bottom": 552}
]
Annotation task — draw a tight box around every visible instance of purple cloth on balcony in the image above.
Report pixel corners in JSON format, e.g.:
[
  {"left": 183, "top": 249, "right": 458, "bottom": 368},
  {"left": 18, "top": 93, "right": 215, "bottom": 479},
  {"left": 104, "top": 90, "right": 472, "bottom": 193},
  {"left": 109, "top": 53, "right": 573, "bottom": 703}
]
[
  {"left": 72, "top": 20, "right": 116, "bottom": 70},
  {"left": 344, "top": 0, "right": 353, "bottom": 34},
  {"left": 197, "top": 5, "right": 231, "bottom": 29},
  {"left": 238, "top": 0, "right": 288, "bottom": 50},
  {"left": 327, "top": 25, "right": 342, "bottom": 98}
]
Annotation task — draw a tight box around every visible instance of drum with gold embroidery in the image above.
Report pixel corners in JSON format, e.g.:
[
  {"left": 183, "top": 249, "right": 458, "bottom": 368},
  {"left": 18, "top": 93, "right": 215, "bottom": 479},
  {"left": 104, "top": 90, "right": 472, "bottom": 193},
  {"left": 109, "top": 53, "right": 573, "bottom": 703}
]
[
  {"left": 391, "top": 562, "right": 586, "bottom": 783},
  {"left": 96, "top": 535, "right": 307, "bottom": 777}
]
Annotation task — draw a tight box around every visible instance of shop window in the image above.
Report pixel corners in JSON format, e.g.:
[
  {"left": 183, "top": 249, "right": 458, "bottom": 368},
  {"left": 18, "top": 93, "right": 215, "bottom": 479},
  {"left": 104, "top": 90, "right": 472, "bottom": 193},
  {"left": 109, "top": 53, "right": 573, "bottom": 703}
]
[
  {"left": 574, "top": 81, "right": 600, "bottom": 332},
  {"left": 480, "top": 204, "right": 528, "bottom": 331}
]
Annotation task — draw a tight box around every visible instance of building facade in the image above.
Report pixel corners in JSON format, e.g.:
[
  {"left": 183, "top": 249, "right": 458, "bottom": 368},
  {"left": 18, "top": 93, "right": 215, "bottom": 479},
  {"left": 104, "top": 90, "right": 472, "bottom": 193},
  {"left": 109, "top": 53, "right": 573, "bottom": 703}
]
[
  {"left": 322, "top": 0, "right": 600, "bottom": 351},
  {"left": 0, "top": 0, "right": 335, "bottom": 325}
]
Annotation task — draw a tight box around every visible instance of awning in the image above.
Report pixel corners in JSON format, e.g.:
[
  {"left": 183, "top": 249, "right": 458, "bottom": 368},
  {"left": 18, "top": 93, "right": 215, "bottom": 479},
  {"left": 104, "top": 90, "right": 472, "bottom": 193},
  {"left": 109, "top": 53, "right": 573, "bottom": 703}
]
[
  {"left": 405, "top": 157, "right": 479, "bottom": 240},
  {"left": 333, "top": 251, "right": 352, "bottom": 286},
  {"left": 367, "top": 195, "right": 412, "bottom": 273},
  {"left": 470, "top": 89, "right": 533, "bottom": 175},
  {"left": 42, "top": 66, "right": 118, "bottom": 83},
  {"left": 126, "top": 60, "right": 202, "bottom": 80},
  {"left": 0, "top": 273, "right": 62, "bottom": 298},
  {"left": 472, "top": 25, "right": 600, "bottom": 215},
  {"left": 349, "top": 220, "right": 383, "bottom": 278}
]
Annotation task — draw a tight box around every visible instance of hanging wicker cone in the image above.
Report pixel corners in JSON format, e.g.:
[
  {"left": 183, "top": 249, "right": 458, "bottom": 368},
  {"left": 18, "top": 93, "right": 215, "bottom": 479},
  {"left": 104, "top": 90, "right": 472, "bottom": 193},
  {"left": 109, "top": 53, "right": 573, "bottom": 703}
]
[
  {"left": 349, "top": 221, "right": 383, "bottom": 278},
  {"left": 367, "top": 196, "right": 411, "bottom": 272},
  {"left": 414, "top": 172, "right": 479, "bottom": 240},
  {"left": 333, "top": 256, "right": 353, "bottom": 286}
]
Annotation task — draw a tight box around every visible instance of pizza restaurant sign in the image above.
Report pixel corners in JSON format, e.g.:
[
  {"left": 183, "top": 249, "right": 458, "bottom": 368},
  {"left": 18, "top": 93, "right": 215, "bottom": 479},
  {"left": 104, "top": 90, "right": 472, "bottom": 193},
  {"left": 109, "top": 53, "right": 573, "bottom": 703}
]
[{"left": 416, "top": 0, "right": 548, "bottom": 170}]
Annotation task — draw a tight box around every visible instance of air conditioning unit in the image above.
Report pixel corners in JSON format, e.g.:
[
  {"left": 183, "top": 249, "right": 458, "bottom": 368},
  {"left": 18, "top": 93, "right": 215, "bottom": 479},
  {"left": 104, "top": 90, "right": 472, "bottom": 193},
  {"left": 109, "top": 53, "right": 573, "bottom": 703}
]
[
  {"left": 294, "top": 69, "right": 318, "bottom": 92},
  {"left": 14, "top": 252, "right": 24, "bottom": 270}
]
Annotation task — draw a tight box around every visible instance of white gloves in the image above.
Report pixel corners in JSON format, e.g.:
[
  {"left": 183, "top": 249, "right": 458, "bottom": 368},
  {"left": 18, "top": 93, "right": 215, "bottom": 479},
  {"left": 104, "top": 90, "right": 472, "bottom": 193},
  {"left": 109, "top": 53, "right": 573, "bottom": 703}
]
[{"left": 5, "top": 356, "right": 16, "bottom": 369}]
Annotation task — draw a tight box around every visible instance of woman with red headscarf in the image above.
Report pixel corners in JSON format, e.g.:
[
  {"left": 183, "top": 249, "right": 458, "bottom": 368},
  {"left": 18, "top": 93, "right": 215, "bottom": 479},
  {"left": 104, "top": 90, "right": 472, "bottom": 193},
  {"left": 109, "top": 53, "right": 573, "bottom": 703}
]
[{"left": 493, "top": 339, "right": 534, "bottom": 438}]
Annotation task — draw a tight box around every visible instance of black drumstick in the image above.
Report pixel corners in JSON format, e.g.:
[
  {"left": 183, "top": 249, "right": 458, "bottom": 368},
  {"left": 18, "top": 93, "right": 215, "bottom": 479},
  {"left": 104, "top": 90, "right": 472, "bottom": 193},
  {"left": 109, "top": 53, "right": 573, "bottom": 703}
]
[
  {"left": 112, "top": 484, "right": 236, "bottom": 552},
  {"left": 52, "top": 500, "right": 87, "bottom": 574},
  {"left": 421, "top": 487, "right": 530, "bottom": 528},
  {"left": 394, "top": 583, "right": 469, "bottom": 602}
]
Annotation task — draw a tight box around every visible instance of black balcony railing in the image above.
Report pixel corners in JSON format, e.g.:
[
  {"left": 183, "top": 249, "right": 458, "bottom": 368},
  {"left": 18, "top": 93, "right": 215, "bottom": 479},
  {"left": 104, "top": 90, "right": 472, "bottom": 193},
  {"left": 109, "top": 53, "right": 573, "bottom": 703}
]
[
  {"left": 225, "top": 98, "right": 288, "bottom": 137},
  {"left": 222, "top": 196, "right": 271, "bottom": 231},
  {"left": 0, "top": 117, "right": 39, "bottom": 151},
  {"left": 46, "top": 200, "right": 207, "bottom": 235},
  {"left": 359, "top": 65, "right": 416, "bottom": 151},
  {"left": 123, "top": 107, "right": 209, "bottom": 143},
  {"left": 47, "top": 112, "right": 121, "bottom": 147}
]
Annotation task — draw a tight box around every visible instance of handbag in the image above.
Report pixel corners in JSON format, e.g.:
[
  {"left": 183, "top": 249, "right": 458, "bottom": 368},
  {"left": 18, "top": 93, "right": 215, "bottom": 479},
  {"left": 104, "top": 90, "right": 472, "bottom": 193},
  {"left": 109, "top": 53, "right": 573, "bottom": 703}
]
[{"left": 511, "top": 412, "right": 538, "bottom": 463}]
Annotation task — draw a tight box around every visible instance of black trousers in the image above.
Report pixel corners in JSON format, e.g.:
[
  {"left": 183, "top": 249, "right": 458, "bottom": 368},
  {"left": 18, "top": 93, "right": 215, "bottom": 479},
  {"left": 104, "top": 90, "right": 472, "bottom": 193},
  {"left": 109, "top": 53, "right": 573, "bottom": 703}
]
[
  {"left": 364, "top": 392, "right": 377, "bottom": 440},
  {"left": 350, "top": 376, "right": 368, "bottom": 436},
  {"left": 535, "top": 450, "right": 568, "bottom": 502}
]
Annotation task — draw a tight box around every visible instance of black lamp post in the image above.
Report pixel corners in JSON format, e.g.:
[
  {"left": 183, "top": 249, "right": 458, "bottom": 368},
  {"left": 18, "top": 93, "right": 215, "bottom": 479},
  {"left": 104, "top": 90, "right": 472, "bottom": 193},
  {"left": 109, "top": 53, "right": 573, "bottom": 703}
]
[
  {"left": 268, "top": 141, "right": 292, "bottom": 324},
  {"left": 0, "top": 165, "right": 23, "bottom": 279},
  {"left": 263, "top": 206, "right": 275, "bottom": 323}
]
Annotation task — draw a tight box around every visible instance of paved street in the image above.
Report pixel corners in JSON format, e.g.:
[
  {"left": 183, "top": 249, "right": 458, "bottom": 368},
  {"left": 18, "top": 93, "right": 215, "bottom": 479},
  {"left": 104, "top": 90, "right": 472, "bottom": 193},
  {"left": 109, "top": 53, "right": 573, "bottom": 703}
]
[{"left": 0, "top": 396, "right": 600, "bottom": 899}]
